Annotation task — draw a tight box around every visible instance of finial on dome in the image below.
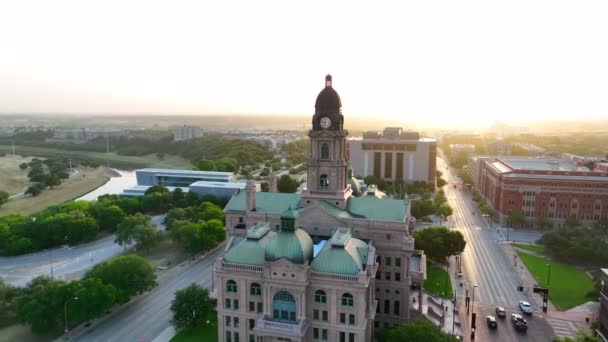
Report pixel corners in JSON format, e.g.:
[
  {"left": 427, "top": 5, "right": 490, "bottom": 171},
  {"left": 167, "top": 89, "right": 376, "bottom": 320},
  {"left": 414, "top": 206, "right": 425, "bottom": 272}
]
[{"left": 325, "top": 74, "right": 332, "bottom": 87}]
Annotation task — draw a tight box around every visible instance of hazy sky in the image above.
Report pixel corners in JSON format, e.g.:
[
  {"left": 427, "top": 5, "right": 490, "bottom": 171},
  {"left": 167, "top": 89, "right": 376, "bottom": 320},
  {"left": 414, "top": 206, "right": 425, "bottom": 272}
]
[{"left": 1, "top": 0, "right": 607, "bottom": 126}]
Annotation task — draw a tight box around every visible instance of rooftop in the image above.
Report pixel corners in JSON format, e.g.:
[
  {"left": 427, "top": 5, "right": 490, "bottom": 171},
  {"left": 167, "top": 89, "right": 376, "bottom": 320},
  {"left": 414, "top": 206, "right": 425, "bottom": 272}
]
[
  {"left": 499, "top": 157, "right": 577, "bottom": 172},
  {"left": 137, "top": 168, "right": 234, "bottom": 177}
]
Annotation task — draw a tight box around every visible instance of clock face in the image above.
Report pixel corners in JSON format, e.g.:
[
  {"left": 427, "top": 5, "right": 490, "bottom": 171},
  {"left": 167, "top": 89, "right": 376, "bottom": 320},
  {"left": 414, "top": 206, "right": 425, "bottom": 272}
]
[{"left": 320, "top": 117, "right": 332, "bottom": 129}]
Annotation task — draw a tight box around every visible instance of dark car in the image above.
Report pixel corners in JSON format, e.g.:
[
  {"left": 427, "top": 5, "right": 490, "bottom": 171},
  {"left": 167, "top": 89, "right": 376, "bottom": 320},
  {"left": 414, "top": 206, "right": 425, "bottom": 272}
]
[
  {"left": 486, "top": 316, "right": 497, "bottom": 329},
  {"left": 511, "top": 313, "right": 528, "bottom": 332},
  {"left": 495, "top": 306, "right": 506, "bottom": 318}
]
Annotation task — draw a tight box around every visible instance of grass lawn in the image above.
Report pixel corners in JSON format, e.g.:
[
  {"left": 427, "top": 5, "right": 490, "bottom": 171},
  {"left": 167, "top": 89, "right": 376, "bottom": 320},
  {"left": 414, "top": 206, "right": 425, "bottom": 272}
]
[
  {"left": 0, "top": 145, "right": 193, "bottom": 169},
  {"left": 423, "top": 263, "right": 454, "bottom": 299},
  {"left": 512, "top": 243, "right": 546, "bottom": 255},
  {"left": 0, "top": 167, "right": 109, "bottom": 215},
  {"left": 171, "top": 315, "right": 218, "bottom": 342},
  {"left": 0, "top": 155, "right": 33, "bottom": 195},
  {"left": 516, "top": 252, "right": 594, "bottom": 310}
]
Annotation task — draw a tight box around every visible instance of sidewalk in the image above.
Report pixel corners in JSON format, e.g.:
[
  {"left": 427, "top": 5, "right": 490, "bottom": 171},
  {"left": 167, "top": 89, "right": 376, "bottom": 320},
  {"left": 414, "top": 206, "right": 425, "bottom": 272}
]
[{"left": 410, "top": 290, "right": 463, "bottom": 337}]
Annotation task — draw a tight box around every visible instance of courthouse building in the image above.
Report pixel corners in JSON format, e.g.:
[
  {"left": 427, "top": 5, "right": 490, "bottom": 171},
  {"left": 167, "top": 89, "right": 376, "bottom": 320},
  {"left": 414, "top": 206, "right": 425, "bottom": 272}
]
[{"left": 215, "top": 75, "right": 426, "bottom": 342}]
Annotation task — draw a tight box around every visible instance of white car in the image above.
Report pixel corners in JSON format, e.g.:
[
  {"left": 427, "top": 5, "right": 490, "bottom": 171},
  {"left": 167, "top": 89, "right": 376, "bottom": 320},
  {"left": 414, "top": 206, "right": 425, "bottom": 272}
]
[{"left": 519, "top": 301, "right": 533, "bottom": 315}]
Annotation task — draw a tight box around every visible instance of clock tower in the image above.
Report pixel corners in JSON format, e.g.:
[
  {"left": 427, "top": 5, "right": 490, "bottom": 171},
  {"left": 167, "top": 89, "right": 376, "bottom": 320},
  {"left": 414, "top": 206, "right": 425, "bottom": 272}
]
[{"left": 301, "top": 75, "right": 352, "bottom": 209}]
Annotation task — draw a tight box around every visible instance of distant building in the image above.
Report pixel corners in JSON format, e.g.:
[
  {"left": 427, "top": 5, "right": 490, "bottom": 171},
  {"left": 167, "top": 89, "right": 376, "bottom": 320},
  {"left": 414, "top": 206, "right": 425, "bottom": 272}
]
[
  {"left": 121, "top": 168, "right": 245, "bottom": 198},
  {"left": 486, "top": 140, "right": 512, "bottom": 156},
  {"left": 348, "top": 127, "right": 437, "bottom": 184},
  {"left": 173, "top": 125, "right": 202, "bottom": 141},
  {"left": 449, "top": 144, "right": 475, "bottom": 156},
  {"left": 597, "top": 268, "right": 608, "bottom": 341},
  {"left": 468, "top": 156, "right": 608, "bottom": 229}
]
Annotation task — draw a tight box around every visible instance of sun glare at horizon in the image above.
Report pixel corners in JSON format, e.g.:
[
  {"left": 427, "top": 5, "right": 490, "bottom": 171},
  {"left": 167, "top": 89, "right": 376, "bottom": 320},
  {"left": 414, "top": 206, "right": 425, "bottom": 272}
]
[{"left": 1, "top": 0, "right": 607, "bottom": 125}]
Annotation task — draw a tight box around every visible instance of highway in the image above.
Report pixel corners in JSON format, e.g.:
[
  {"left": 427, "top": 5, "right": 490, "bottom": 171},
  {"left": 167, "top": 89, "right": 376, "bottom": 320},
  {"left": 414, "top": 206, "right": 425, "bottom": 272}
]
[
  {"left": 439, "top": 157, "right": 554, "bottom": 341},
  {"left": 0, "top": 215, "right": 165, "bottom": 287},
  {"left": 72, "top": 246, "right": 225, "bottom": 342}
]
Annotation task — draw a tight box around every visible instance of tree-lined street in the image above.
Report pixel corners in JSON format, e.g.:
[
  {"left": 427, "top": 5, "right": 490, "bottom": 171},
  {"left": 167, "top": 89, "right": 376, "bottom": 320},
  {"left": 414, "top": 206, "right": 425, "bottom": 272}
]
[
  {"left": 438, "top": 157, "right": 555, "bottom": 341},
  {"left": 0, "top": 215, "right": 165, "bottom": 286}
]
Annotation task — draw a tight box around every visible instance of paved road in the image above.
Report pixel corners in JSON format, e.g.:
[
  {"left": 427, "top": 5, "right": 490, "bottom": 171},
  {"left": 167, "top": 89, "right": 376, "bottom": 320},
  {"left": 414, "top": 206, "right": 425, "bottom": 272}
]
[
  {"left": 0, "top": 215, "right": 166, "bottom": 286},
  {"left": 439, "top": 158, "right": 554, "bottom": 341},
  {"left": 72, "top": 246, "right": 225, "bottom": 342}
]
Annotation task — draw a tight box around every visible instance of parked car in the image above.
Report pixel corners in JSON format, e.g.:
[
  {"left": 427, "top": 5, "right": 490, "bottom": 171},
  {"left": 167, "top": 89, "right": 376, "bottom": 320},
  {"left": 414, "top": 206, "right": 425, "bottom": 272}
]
[
  {"left": 519, "top": 301, "right": 533, "bottom": 315},
  {"left": 511, "top": 313, "right": 528, "bottom": 332},
  {"left": 486, "top": 315, "right": 497, "bottom": 329},
  {"left": 495, "top": 306, "right": 506, "bottom": 318}
]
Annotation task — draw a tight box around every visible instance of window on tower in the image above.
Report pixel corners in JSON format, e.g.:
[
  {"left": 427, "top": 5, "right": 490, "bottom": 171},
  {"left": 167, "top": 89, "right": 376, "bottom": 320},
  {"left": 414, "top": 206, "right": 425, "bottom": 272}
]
[
  {"left": 320, "top": 174, "right": 329, "bottom": 189},
  {"left": 321, "top": 143, "right": 330, "bottom": 160}
]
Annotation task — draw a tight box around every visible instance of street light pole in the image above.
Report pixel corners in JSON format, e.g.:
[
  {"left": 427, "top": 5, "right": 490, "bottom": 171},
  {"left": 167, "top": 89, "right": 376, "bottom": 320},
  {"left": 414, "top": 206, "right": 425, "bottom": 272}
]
[
  {"left": 546, "top": 264, "right": 552, "bottom": 288},
  {"left": 64, "top": 297, "right": 79, "bottom": 337},
  {"left": 471, "top": 285, "right": 478, "bottom": 317}
]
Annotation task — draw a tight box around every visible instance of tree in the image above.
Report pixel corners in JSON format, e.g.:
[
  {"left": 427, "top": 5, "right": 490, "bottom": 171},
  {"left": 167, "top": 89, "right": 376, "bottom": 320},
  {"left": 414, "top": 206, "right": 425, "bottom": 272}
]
[
  {"left": 437, "top": 203, "right": 454, "bottom": 221},
  {"left": 156, "top": 152, "right": 165, "bottom": 160},
  {"left": 0, "top": 191, "right": 8, "bottom": 208},
  {"left": 277, "top": 174, "right": 298, "bottom": 193},
  {"left": 91, "top": 204, "right": 126, "bottom": 232},
  {"left": 144, "top": 184, "right": 170, "bottom": 196},
  {"left": 436, "top": 170, "right": 447, "bottom": 188},
  {"left": 67, "top": 277, "right": 116, "bottom": 325},
  {"left": 507, "top": 210, "right": 526, "bottom": 228},
  {"left": 141, "top": 191, "right": 172, "bottom": 213},
  {"left": 196, "top": 160, "right": 217, "bottom": 171},
  {"left": 536, "top": 215, "right": 552, "bottom": 230},
  {"left": 0, "top": 278, "right": 22, "bottom": 328},
  {"left": 411, "top": 199, "right": 436, "bottom": 219},
  {"left": 197, "top": 202, "right": 225, "bottom": 223},
  {"left": 25, "top": 183, "right": 44, "bottom": 197},
  {"left": 260, "top": 181, "right": 269, "bottom": 192},
  {"left": 170, "top": 283, "right": 216, "bottom": 330},
  {"left": 17, "top": 277, "right": 67, "bottom": 333},
  {"left": 172, "top": 221, "right": 204, "bottom": 255},
  {"left": 413, "top": 226, "right": 466, "bottom": 261},
  {"left": 115, "top": 213, "right": 159, "bottom": 252},
  {"left": 44, "top": 174, "right": 61, "bottom": 189},
  {"left": 377, "top": 317, "right": 460, "bottom": 342},
  {"left": 165, "top": 207, "right": 197, "bottom": 230},
  {"left": 564, "top": 215, "right": 581, "bottom": 229},
  {"left": 19, "top": 163, "right": 28, "bottom": 170},
  {"left": 86, "top": 254, "right": 156, "bottom": 303}
]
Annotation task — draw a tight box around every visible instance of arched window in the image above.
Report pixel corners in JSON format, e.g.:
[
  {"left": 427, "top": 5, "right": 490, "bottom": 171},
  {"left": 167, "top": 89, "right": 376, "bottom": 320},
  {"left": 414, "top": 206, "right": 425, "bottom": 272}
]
[
  {"left": 226, "top": 280, "right": 237, "bottom": 293},
  {"left": 315, "top": 290, "right": 327, "bottom": 304},
  {"left": 250, "top": 282, "right": 261, "bottom": 296},
  {"left": 273, "top": 291, "right": 296, "bottom": 322},
  {"left": 321, "top": 143, "right": 330, "bottom": 160},
  {"left": 320, "top": 174, "right": 329, "bottom": 189},
  {"left": 341, "top": 293, "right": 354, "bottom": 307}
]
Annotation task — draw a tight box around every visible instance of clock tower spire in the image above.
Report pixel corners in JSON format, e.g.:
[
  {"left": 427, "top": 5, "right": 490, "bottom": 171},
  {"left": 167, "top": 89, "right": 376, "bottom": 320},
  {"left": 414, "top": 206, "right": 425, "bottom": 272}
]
[{"left": 301, "top": 75, "right": 352, "bottom": 209}]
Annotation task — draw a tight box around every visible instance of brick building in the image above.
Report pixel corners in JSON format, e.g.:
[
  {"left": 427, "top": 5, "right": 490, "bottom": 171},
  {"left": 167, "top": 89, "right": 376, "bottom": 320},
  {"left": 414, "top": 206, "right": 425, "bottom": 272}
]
[{"left": 468, "top": 156, "right": 608, "bottom": 228}]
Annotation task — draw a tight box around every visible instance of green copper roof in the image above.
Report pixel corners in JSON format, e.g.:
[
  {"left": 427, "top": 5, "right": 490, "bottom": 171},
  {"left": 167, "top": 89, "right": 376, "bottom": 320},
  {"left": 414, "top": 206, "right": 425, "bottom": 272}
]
[
  {"left": 224, "top": 237, "right": 267, "bottom": 265},
  {"left": 265, "top": 228, "right": 313, "bottom": 264},
  {"left": 319, "top": 201, "right": 353, "bottom": 219},
  {"left": 224, "top": 191, "right": 301, "bottom": 213},
  {"left": 310, "top": 229, "right": 369, "bottom": 275},
  {"left": 347, "top": 197, "right": 407, "bottom": 222},
  {"left": 223, "top": 223, "right": 273, "bottom": 266}
]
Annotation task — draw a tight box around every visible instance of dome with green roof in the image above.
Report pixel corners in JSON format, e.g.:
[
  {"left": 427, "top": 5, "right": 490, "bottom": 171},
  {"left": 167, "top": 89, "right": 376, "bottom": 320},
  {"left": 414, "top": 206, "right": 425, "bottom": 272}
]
[
  {"left": 264, "top": 207, "right": 313, "bottom": 264},
  {"left": 310, "top": 228, "right": 369, "bottom": 275}
]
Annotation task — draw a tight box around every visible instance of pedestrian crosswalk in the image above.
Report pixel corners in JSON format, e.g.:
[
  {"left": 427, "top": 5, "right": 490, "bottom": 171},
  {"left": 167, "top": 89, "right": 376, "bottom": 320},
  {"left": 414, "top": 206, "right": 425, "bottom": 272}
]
[{"left": 546, "top": 317, "right": 578, "bottom": 338}]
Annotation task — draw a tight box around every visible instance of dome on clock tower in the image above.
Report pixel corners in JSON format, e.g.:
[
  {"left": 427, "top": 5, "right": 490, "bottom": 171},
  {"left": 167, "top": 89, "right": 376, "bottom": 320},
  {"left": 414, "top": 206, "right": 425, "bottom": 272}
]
[{"left": 315, "top": 74, "right": 342, "bottom": 115}]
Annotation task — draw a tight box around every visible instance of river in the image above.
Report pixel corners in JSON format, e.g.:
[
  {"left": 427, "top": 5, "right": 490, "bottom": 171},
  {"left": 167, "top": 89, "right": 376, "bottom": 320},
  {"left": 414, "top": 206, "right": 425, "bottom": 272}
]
[{"left": 77, "top": 169, "right": 137, "bottom": 201}]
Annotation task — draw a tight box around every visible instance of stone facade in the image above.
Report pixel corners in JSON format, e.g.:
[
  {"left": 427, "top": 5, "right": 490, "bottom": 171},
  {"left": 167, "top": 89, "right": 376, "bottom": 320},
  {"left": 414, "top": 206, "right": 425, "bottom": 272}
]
[{"left": 216, "top": 76, "right": 425, "bottom": 342}]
